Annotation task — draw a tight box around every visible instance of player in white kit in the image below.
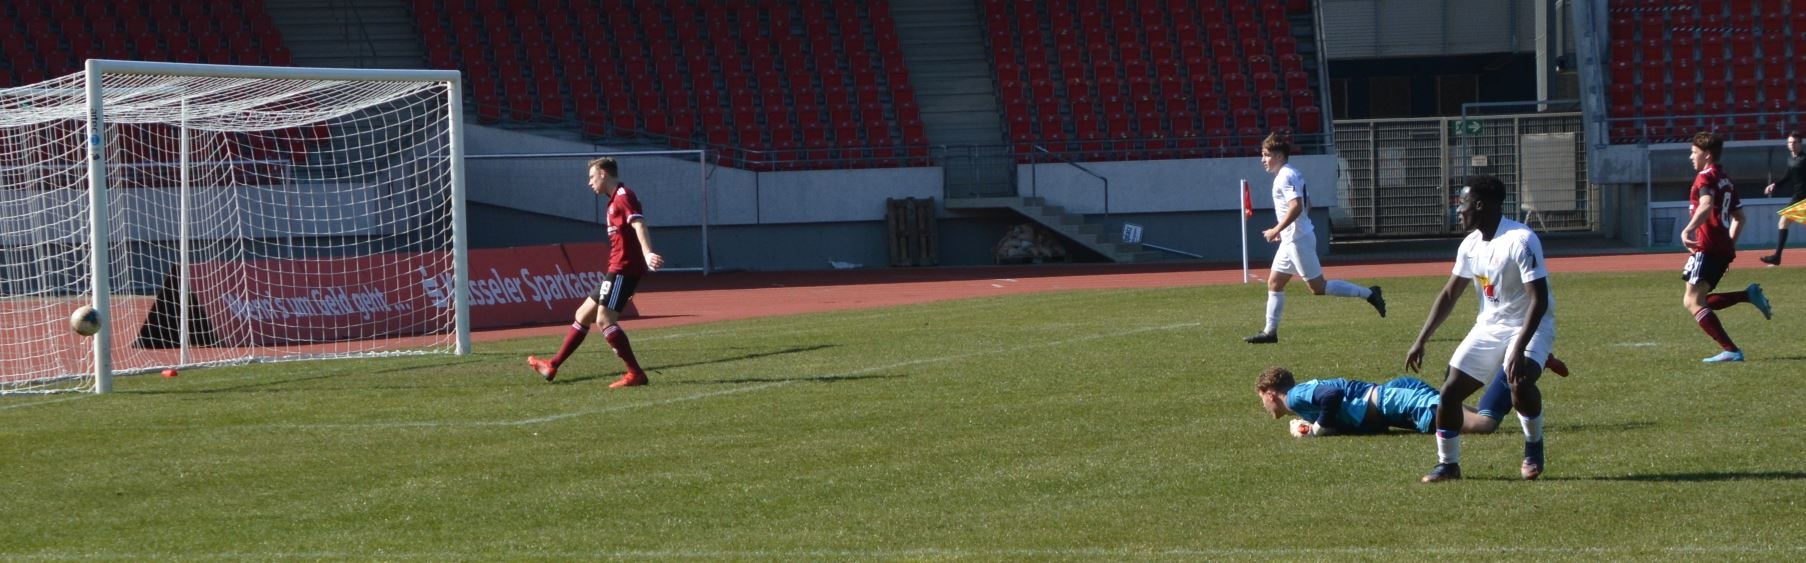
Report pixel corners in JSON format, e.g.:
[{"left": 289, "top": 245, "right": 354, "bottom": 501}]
[
  {"left": 1404, "top": 175, "right": 1555, "bottom": 483},
  {"left": 1245, "top": 132, "right": 1386, "bottom": 344}
]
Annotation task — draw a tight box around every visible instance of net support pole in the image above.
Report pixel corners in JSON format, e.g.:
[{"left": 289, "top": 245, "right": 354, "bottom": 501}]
[
  {"left": 85, "top": 60, "right": 114, "bottom": 393},
  {"left": 177, "top": 99, "right": 191, "bottom": 366},
  {"left": 698, "top": 151, "right": 711, "bottom": 275},
  {"left": 448, "top": 75, "right": 472, "bottom": 355}
]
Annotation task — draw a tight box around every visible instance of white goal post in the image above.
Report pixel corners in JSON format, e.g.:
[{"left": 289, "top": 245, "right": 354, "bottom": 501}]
[{"left": 0, "top": 59, "right": 469, "bottom": 394}]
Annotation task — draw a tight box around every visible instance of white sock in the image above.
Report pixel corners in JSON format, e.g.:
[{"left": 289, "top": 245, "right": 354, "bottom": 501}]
[
  {"left": 1519, "top": 412, "right": 1544, "bottom": 443},
  {"left": 1264, "top": 291, "right": 1285, "bottom": 333},
  {"left": 1326, "top": 279, "right": 1371, "bottom": 298},
  {"left": 1436, "top": 431, "right": 1461, "bottom": 464}
]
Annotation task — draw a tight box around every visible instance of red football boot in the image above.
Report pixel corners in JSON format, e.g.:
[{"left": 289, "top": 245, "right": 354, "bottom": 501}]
[
  {"left": 527, "top": 356, "right": 557, "bottom": 382},
  {"left": 1545, "top": 355, "right": 1570, "bottom": 377},
  {"left": 609, "top": 372, "right": 648, "bottom": 388}
]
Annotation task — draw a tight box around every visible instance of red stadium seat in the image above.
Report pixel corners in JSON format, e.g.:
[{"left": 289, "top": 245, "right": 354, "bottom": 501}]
[
  {"left": 1670, "top": 58, "right": 1697, "bottom": 89},
  {"left": 1258, "top": 89, "right": 1285, "bottom": 111},
  {"left": 1764, "top": 78, "right": 1789, "bottom": 104},
  {"left": 1730, "top": 34, "right": 1756, "bottom": 60},
  {"left": 1248, "top": 56, "right": 1274, "bottom": 77},
  {"left": 1265, "top": 107, "right": 1292, "bottom": 131},
  {"left": 1252, "top": 71, "right": 1278, "bottom": 93},
  {"left": 1221, "top": 73, "right": 1248, "bottom": 97},
  {"left": 1734, "top": 78, "right": 1758, "bottom": 104},
  {"left": 1201, "top": 108, "right": 1227, "bottom": 131},
  {"left": 1227, "top": 88, "right": 1253, "bottom": 112},
  {"left": 1282, "top": 71, "right": 1310, "bottom": 92},
  {"left": 538, "top": 91, "right": 565, "bottom": 121},
  {"left": 1295, "top": 106, "right": 1322, "bottom": 134},
  {"left": 1137, "top": 111, "right": 1163, "bottom": 136},
  {"left": 1231, "top": 108, "right": 1260, "bottom": 130},
  {"left": 1290, "top": 88, "right": 1315, "bottom": 110},
  {"left": 1235, "top": 127, "right": 1265, "bottom": 153}
]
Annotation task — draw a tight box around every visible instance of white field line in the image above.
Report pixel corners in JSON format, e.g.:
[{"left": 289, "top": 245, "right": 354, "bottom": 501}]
[
  {"left": 5, "top": 544, "right": 1804, "bottom": 560},
  {"left": 157, "top": 321, "right": 1202, "bottom": 431},
  {"left": 0, "top": 394, "right": 86, "bottom": 412}
]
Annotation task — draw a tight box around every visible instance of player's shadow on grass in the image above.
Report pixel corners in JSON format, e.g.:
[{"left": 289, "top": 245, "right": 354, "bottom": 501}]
[
  {"left": 1455, "top": 471, "right": 1806, "bottom": 483},
  {"left": 555, "top": 344, "right": 839, "bottom": 385},
  {"left": 1561, "top": 471, "right": 1806, "bottom": 482},
  {"left": 680, "top": 372, "right": 906, "bottom": 385},
  {"left": 126, "top": 358, "right": 492, "bottom": 395},
  {"left": 1545, "top": 420, "right": 1656, "bottom": 432}
]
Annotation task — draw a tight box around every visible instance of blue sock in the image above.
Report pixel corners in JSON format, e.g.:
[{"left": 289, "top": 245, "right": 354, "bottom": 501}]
[{"left": 1476, "top": 370, "right": 1513, "bottom": 421}]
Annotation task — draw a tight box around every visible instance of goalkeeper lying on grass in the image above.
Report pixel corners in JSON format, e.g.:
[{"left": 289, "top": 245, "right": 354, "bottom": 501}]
[{"left": 1255, "top": 356, "right": 1569, "bottom": 437}]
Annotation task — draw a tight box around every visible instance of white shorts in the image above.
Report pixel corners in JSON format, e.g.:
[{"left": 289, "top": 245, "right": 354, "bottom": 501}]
[
  {"left": 1270, "top": 235, "right": 1322, "bottom": 279},
  {"left": 1449, "top": 321, "right": 1555, "bottom": 384}
]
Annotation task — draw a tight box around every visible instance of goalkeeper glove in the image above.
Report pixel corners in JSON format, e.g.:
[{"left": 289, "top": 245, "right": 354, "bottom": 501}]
[{"left": 1289, "top": 419, "right": 1328, "bottom": 437}]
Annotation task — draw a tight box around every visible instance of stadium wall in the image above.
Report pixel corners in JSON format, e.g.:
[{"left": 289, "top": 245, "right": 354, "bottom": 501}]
[
  {"left": 1593, "top": 143, "right": 1797, "bottom": 248},
  {"left": 464, "top": 126, "right": 1332, "bottom": 270},
  {"left": 1017, "top": 155, "right": 1337, "bottom": 215},
  {"left": 1011, "top": 155, "right": 1337, "bottom": 258}
]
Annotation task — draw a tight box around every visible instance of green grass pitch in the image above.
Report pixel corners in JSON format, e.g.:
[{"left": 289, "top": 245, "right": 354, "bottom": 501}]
[{"left": 3, "top": 269, "right": 1804, "bottom": 560}]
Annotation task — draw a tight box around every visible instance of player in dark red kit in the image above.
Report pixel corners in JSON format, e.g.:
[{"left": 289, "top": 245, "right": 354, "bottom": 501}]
[
  {"left": 528, "top": 157, "right": 665, "bottom": 387},
  {"left": 1679, "top": 132, "right": 1772, "bottom": 363}
]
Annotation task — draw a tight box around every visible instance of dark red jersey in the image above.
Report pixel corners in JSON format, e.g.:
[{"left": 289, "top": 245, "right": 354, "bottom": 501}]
[
  {"left": 606, "top": 183, "right": 648, "bottom": 275},
  {"left": 1688, "top": 164, "right": 1740, "bottom": 259}
]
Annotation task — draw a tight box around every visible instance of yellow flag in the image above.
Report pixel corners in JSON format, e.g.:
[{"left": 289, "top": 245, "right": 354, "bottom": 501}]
[{"left": 1782, "top": 200, "right": 1806, "bottom": 223}]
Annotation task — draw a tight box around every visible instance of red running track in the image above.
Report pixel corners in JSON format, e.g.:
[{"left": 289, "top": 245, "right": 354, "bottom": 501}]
[{"left": 476, "top": 249, "right": 1756, "bottom": 343}]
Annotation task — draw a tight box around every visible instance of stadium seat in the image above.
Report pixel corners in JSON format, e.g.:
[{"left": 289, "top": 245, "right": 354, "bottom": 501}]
[
  {"left": 1281, "top": 71, "right": 1310, "bottom": 92},
  {"left": 1764, "top": 78, "right": 1790, "bottom": 104},
  {"left": 1734, "top": 78, "right": 1758, "bottom": 104},
  {"left": 1201, "top": 109, "right": 1227, "bottom": 131},
  {"left": 1258, "top": 90, "right": 1285, "bottom": 111},
  {"left": 1137, "top": 111, "right": 1163, "bottom": 136},
  {"left": 1290, "top": 88, "right": 1315, "bottom": 110},
  {"left": 1231, "top": 108, "right": 1260, "bottom": 130},
  {"left": 1227, "top": 88, "right": 1253, "bottom": 112},
  {"left": 1295, "top": 106, "right": 1322, "bottom": 134}
]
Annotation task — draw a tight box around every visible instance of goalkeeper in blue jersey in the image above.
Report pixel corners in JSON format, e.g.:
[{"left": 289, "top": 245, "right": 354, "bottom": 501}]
[{"left": 1254, "top": 356, "right": 1568, "bottom": 437}]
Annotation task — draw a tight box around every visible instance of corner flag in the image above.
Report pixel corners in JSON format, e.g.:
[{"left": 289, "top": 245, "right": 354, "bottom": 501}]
[
  {"left": 1240, "top": 179, "right": 1251, "bottom": 283},
  {"left": 1781, "top": 200, "right": 1806, "bottom": 224},
  {"left": 1242, "top": 179, "right": 1255, "bottom": 217}
]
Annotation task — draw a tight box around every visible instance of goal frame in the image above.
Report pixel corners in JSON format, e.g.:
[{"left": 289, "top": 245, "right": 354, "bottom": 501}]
[{"left": 80, "top": 59, "right": 471, "bottom": 393}]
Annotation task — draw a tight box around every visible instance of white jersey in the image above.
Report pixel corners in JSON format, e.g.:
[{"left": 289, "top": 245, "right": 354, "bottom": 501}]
[
  {"left": 1453, "top": 218, "right": 1555, "bottom": 331},
  {"left": 1271, "top": 164, "right": 1312, "bottom": 241}
]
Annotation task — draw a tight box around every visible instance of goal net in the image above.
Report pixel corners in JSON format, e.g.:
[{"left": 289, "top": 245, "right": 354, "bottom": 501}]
[{"left": 0, "top": 60, "right": 468, "bottom": 394}]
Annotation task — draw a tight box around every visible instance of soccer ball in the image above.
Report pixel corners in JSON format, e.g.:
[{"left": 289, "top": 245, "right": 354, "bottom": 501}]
[{"left": 69, "top": 305, "right": 101, "bottom": 337}]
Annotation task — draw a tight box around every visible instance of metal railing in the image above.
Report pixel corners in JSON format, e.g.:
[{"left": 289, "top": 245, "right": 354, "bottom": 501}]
[
  {"left": 1601, "top": 110, "right": 1806, "bottom": 146},
  {"left": 1030, "top": 144, "right": 1109, "bottom": 216},
  {"left": 1335, "top": 113, "right": 1591, "bottom": 238}
]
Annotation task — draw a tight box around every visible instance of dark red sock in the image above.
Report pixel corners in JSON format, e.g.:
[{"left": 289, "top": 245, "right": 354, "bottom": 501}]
[
  {"left": 1705, "top": 291, "right": 1748, "bottom": 310},
  {"left": 1695, "top": 309, "right": 1737, "bottom": 351},
  {"left": 603, "top": 324, "right": 643, "bottom": 375},
  {"left": 550, "top": 322, "right": 589, "bottom": 366}
]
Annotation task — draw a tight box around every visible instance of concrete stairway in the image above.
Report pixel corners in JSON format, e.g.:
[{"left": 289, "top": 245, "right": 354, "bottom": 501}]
[
  {"left": 264, "top": 0, "right": 424, "bottom": 69},
  {"left": 945, "top": 197, "right": 1165, "bottom": 263},
  {"left": 891, "top": 0, "right": 1016, "bottom": 198}
]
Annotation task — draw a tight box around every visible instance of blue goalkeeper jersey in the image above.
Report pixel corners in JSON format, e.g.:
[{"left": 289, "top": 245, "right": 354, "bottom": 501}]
[
  {"left": 1284, "top": 378, "right": 1376, "bottom": 432},
  {"left": 1371, "top": 376, "right": 1443, "bottom": 433}
]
